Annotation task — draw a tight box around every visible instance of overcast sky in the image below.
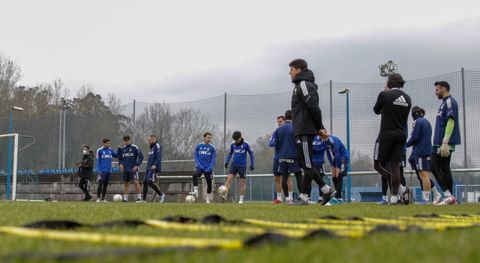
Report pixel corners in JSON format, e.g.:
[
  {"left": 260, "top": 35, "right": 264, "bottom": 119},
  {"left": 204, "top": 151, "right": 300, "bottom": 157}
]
[{"left": 1, "top": 0, "right": 480, "bottom": 103}]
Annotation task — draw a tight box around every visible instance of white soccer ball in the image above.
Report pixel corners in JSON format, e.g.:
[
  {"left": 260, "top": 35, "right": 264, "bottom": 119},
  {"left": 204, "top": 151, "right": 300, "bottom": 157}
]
[
  {"left": 185, "top": 195, "right": 196, "bottom": 203},
  {"left": 218, "top": 185, "right": 228, "bottom": 194},
  {"left": 113, "top": 194, "right": 123, "bottom": 202}
]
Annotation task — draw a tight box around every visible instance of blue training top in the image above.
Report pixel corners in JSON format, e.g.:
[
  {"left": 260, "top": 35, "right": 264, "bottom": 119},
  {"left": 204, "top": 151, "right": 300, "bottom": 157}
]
[
  {"left": 273, "top": 121, "right": 297, "bottom": 160},
  {"left": 324, "top": 135, "right": 349, "bottom": 168},
  {"left": 118, "top": 144, "right": 144, "bottom": 172},
  {"left": 433, "top": 95, "right": 461, "bottom": 146},
  {"left": 96, "top": 147, "right": 118, "bottom": 173},
  {"left": 406, "top": 117, "right": 432, "bottom": 158},
  {"left": 268, "top": 132, "right": 279, "bottom": 160},
  {"left": 225, "top": 139, "right": 254, "bottom": 168},
  {"left": 146, "top": 142, "right": 162, "bottom": 173},
  {"left": 194, "top": 142, "right": 216, "bottom": 172}
]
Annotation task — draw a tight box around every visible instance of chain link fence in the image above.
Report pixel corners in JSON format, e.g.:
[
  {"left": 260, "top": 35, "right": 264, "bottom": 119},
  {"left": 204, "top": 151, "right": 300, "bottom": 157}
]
[{"left": 1, "top": 69, "right": 480, "bottom": 201}]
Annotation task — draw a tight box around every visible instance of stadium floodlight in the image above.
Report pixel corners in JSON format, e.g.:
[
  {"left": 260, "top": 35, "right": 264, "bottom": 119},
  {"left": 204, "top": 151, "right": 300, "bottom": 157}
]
[
  {"left": 378, "top": 60, "right": 398, "bottom": 77},
  {"left": 338, "top": 88, "right": 351, "bottom": 202},
  {"left": 338, "top": 88, "right": 350, "bottom": 94},
  {"left": 12, "top": 106, "right": 24, "bottom": 111}
]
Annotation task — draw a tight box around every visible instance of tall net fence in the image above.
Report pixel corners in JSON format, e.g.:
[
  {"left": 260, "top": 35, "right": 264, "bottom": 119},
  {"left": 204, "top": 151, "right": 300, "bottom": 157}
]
[{"left": 1, "top": 69, "right": 480, "bottom": 201}]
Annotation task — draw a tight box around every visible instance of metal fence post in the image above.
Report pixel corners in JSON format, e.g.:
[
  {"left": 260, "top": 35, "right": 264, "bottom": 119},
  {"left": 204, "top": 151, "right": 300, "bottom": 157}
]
[
  {"left": 329, "top": 80, "right": 333, "bottom": 133},
  {"left": 461, "top": 68, "right": 468, "bottom": 202},
  {"left": 132, "top": 99, "right": 136, "bottom": 141},
  {"left": 223, "top": 92, "right": 227, "bottom": 175},
  {"left": 461, "top": 68, "right": 467, "bottom": 168}
]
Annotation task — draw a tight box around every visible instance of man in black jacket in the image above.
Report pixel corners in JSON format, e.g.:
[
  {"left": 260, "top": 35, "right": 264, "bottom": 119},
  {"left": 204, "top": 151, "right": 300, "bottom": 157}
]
[
  {"left": 289, "top": 59, "right": 335, "bottom": 205},
  {"left": 77, "top": 145, "right": 94, "bottom": 201}
]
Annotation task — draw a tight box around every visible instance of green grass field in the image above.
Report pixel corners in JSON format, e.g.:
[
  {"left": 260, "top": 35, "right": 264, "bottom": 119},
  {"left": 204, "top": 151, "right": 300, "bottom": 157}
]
[{"left": 0, "top": 201, "right": 479, "bottom": 263}]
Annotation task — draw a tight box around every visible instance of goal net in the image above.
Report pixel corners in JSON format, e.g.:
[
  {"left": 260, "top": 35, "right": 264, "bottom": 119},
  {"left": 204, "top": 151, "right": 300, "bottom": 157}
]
[{"left": 0, "top": 133, "right": 19, "bottom": 201}]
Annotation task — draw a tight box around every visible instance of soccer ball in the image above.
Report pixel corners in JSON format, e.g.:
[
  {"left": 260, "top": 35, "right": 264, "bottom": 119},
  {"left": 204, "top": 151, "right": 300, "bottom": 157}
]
[
  {"left": 185, "top": 195, "right": 196, "bottom": 203},
  {"left": 113, "top": 194, "right": 123, "bottom": 202},
  {"left": 218, "top": 185, "right": 228, "bottom": 195}
]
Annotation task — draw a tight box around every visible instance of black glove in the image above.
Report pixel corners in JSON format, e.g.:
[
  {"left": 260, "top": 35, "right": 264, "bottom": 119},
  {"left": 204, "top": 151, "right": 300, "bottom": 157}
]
[
  {"left": 340, "top": 171, "right": 347, "bottom": 177},
  {"left": 225, "top": 163, "right": 229, "bottom": 169},
  {"left": 249, "top": 166, "right": 254, "bottom": 171}
]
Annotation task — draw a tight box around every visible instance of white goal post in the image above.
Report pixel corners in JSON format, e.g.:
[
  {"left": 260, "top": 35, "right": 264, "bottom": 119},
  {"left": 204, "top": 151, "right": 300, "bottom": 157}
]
[{"left": 0, "top": 133, "right": 19, "bottom": 201}]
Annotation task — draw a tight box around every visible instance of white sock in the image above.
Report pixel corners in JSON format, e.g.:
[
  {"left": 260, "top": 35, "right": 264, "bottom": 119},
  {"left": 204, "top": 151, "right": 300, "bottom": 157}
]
[
  {"left": 288, "top": 192, "right": 293, "bottom": 199},
  {"left": 206, "top": 193, "right": 212, "bottom": 201},
  {"left": 422, "top": 191, "right": 430, "bottom": 202},
  {"left": 193, "top": 186, "right": 199, "bottom": 193},
  {"left": 398, "top": 185, "right": 406, "bottom": 195},
  {"left": 320, "top": 185, "right": 330, "bottom": 194},
  {"left": 382, "top": 195, "right": 388, "bottom": 201},
  {"left": 137, "top": 194, "right": 142, "bottom": 200},
  {"left": 123, "top": 194, "right": 128, "bottom": 201},
  {"left": 432, "top": 186, "right": 439, "bottom": 194},
  {"left": 239, "top": 195, "right": 244, "bottom": 201},
  {"left": 276, "top": 192, "right": 283, "bottom": 201},
  {"left": 444, "top": 190, "right": 452, "bottom": 197},
  {"left": 390, "top": 195, "right": 399, "bottom": 203},
  {"left": 300, "top": 193, "right": 309, "bottom": 202}
]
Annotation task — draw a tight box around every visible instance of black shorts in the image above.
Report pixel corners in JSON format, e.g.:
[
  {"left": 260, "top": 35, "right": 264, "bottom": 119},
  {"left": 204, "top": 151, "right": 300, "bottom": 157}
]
[
  {"left": 123, "top": 171, "right": 139, "bottom": 182},
  {"left": 193, "top": 168, "right": 213, "bottom": 181},
  {"left": 377, "top": 136, "right": 406, "bottom": 163},
  {"left": 278, "top": 159, "right": 301, "bottom": 174}
]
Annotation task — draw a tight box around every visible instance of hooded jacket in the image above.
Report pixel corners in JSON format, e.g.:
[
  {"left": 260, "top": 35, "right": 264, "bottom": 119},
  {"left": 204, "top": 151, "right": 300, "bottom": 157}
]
[
  {"left": 78, "top": 151, "right": 94, "bottom": 179},
  {"left": 291, "top": 69, "right": 324, "bottom": 136}
]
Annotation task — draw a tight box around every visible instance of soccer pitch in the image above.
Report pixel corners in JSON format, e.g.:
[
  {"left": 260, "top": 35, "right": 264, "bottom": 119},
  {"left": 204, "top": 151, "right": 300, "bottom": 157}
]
[{"left": 0, "top": 202, "right": 479, "bottom": 263}]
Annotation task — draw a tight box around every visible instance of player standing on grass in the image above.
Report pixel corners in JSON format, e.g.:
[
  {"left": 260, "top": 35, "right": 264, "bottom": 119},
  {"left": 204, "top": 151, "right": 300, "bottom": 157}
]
[
  {"left": 139, "top": 135, "right": 165, "bottom": 203},
  {"left": 431, "top": 81, "right": 461, "bottom": 205},
  {"left": 77, "top": 145, "right": 93, "bottom": 201},
  {"left": 190, "top": 132, "right": 216, "bottom": 203},
  {"left": 222, "top": 131, "right": 254, "bottom": 204},
  {"left": 373, "top": 73, "right": 411, "bottom": 205},
  {"left": 118, "top": 135, "right": 144, "bottom": 202},
  {"left": 274, "top": 110, "right": 301, "bottom": 204},
  {"left": 406, "top": 106, "right": 441, "bottom": 204},
  {"left": 321, "top": 133, "right": 349, "bottom": 202},
  {"left": 269, "top": 115, "right": 286, "bottom": 204},
  {"left": 289, "top": 59, "right": 335, "bottom": 206},
  {"left": 96, "top": 138, "right": 118, "bottom": 203}
]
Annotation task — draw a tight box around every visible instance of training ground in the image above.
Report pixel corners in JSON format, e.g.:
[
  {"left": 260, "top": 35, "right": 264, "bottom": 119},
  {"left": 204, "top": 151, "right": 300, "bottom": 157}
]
[{"left": 0, "top": 202, "right": 479, "bottom": 262}]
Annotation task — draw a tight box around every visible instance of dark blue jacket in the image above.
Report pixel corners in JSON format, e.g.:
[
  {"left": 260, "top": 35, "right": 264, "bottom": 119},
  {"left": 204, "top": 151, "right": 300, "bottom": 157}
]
[
  {"left": 194, "top": 143, "right": 216, "bottom": 172},
  {"left": 146, "top": 142, "right": 162, "bottom": 173},
  {"left": 312, "top": 135, "right": 325, "bottom": 165},
  {"left": 118, "top": 144, "right": 144, "bottom": 172},
  {"left": 96, "top": 147, "right": 118, "bottom": 173},
  {"left": 273, "top": 121, "right": 297, "bottom": 159},
  {"left": 268, "top": 132, "right": 279, "bottom": 160},
  {"left": 406, "top": 117, "right": 432, "bottom": 158},
  {"left": 324, "top": 135, "right": 349, "bottom": 168},
  {"left": 433, "top": 95, "right": 461, "bottom": 146},
  {"left": 225, "top": 139, "right": 254, "bottom": 168}
]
